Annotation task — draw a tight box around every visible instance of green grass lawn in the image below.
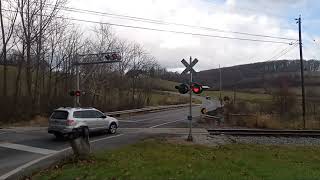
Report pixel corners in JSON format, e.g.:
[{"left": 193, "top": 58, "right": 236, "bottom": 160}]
[
  {"left": 152, "top": 79, "right": 179, "bottom": 92},
  {"left": 0, "top": 65, "right": 180, "bottom": 96},
  {"left": 202, "top": 90, "right": 272, "bottom": 103},
  {"left": 34, "top": 139, "right": 320, "bottom": 180},
  {"left": 149, "top": 91, "right": 190, "bottom": 106}
]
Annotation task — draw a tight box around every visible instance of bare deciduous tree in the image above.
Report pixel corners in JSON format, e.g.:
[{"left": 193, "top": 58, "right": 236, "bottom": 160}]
[
  {"left": 0, "top": 0, "right": 18, "bottom": 96},
  {"left": 0, "top": 3, "right": 170, "bottom": 122}
]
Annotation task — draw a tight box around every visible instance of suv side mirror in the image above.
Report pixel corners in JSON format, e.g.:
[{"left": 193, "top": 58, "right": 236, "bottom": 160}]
[{"left": 100, "top": 115, "right": 107, "bottom": 118}]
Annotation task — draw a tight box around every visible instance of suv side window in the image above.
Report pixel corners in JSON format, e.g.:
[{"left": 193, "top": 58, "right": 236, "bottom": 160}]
[
  {"left": 82, "top": 111, "right": 93, "bottom": 118},
  {"left": 51, "top": 111, "right": 69, "bottom": 119},
  {"left": 73, "top": 111, "right": 92, "bottom": 118},
  {"left": 73, "top": 110, "right": 103, "bottom": 118},
  {"left": 86, "top": 110, "right": 103, "bottom": 118},
  {"left": 73, "top": 111, "right": 83, "bottom": 118},
  {"left": 93, "top": 110, "right": 104, "bottom": 118}
]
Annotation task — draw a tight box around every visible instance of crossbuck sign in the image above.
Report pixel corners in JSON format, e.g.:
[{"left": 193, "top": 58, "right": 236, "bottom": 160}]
[{"left": 181, "top": 58, "right": 198, "bottom": 74}]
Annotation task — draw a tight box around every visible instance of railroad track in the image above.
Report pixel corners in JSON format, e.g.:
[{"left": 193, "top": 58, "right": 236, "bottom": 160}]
[{"left": 207, "top": 129, "right": 320, "bottom": 137}]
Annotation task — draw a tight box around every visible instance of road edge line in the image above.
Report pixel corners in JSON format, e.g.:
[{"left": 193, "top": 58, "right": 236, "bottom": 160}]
[
  {"left": 0, "top": 134, "right": 123, "bottom": 180},
  {"left": 0, "top": 149, "right": 71, "bottom": 180},
  {"left": 149, "top": 119, "right": 185, "bottom": 128}
]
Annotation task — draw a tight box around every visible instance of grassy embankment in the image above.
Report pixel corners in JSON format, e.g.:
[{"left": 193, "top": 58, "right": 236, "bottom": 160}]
[
  {"left": 201, "top": 90, "right": 272, "bottom": 103},
  {"left": 0, "top": 65, "right": 190, "bottom": 126},
  {"left": 200, "top": 90, "right": 320, "bottom": 129},
  {"left": 34, "top": 139, "right": 320, "bottom": 180},
  {"left": 0, "top": 65, "right": 199, "bottom": 107}
]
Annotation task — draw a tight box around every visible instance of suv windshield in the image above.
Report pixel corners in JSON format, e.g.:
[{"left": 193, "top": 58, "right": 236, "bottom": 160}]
[{"left": 51, "top": 111, "right": 69, "bottom": 119}]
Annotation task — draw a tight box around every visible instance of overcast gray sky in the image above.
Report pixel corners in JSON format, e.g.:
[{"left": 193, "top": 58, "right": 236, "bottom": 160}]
[{"left": 66, "top": 0, "right": 320, "bottom": 72}]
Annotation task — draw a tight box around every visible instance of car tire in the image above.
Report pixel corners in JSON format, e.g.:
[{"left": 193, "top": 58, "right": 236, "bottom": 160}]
[
  {"left": 108, "top": 123, "right": 117, "bottom": 134},
  {"left": 201, "top": 108, "right": 207, "bottom": 114},
  {"left": 54, "top": 133, "right": 64, "bottom": 140},
  {"left": 82, "top": 127, "right": 90, "bottom": 139}
]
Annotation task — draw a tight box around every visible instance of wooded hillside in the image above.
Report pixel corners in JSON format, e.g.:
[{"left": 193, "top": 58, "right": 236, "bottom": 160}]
[
  {"left": 196, "top": 60, "right": 320, "bottom": 89},
  {"left": 0, "top": 0, "right": 179, "bottom": 122}
]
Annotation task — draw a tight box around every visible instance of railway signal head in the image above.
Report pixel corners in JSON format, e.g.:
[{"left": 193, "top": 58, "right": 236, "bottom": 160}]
[
  {"left": 69, "top": 91, "right": 75, "bottom": 96},
  {"left": 69, "top": 90, "right": 82, "bottom": 96},
  {"left": 191, "top": 83, "right": 203, "bottom": 94},
  {"left": 175, "top": 83, "right": 189, "bottom": 94},
  {"left": 112, "top": 53, "right": 121, "bottom": 61},
  {"left": 75, "top": 90, "right": 81, "bottom": 97},
  {"left": 105, "top": 53, "right": 121, "bottom": 61}
]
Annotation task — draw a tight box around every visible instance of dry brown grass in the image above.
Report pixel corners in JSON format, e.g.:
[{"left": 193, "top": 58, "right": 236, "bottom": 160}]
[
  {"left": 255, "top": 114, "right": 286, "bottom": 129},
  {"left": 227, "top": 113, "right": 320, "bottom": 130},
  {"left": 2, "top": 115, "right": 48, "bottom": 127}
]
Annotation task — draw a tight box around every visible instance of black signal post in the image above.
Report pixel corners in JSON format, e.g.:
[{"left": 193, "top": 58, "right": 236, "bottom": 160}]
[{"left": 73, "top": 52, "right": 121, "bottom": 107}]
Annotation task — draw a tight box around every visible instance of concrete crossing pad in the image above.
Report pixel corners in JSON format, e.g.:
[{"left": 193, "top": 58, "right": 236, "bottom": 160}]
[{"left": 120, "top": 128, "right": 209, "bottom": 135}]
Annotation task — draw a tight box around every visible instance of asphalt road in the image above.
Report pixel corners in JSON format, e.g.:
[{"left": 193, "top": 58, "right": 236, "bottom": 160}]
[{"left": 0, "top": 96, "right": 219, "bottom": 179}]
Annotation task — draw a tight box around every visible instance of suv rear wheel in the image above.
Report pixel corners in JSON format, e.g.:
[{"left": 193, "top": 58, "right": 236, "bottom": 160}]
[
  {"left": 54, "top": 133, "right": 64, "bottom": 140},
  {"left": 108, "top": 123, "right": 117, "bottom": 134}
]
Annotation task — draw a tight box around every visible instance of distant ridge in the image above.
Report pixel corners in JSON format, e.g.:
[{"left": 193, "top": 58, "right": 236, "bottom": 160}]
[{"left": 195, "top": 59, "right": 320, "bottom": 89}]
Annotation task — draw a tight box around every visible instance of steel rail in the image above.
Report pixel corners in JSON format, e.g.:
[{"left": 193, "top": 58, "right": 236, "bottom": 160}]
[
  {"left": 208, "top": 129, "right": 320, "bottom": 137},
  {"left": 106, "top": 104, "right": 200, "bottom": 117}
]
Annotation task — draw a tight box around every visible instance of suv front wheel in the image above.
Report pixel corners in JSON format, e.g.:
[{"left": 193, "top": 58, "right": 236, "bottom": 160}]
[{"left": 108, "top": 123, "right": 117, "bottom": 134}]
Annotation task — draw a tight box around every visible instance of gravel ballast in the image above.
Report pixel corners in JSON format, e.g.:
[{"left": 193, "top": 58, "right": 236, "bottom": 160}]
[
  {"left": 173, "top": 135, "right": 320, "bottom": 147},
  {"left": 228, "top": 135, "right": 320, "bottom": 146}
]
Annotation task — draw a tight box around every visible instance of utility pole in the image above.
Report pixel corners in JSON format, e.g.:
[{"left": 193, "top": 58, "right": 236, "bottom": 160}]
[
  {"left": 233, "top": 86, "right": 236, "bottom": 105},
  {"left": 219, "top": 64, "right": 222, "bottom": 106},
  {"left": 75, "top": 65, "right": 80, "bottom": 107},
  {"left": 296, "top": 15, "right": 306, "bottom": 128},
  {"left": 187, "top": 56, "right": 193, "bottom": 141}
]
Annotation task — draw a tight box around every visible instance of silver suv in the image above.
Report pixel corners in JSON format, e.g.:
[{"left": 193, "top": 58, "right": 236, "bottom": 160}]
[{"left": 48, "top": 107, "right": 119, "bottom": 139}]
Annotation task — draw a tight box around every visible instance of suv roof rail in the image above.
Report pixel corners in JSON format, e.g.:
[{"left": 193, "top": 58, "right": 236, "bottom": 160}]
[{"left": 57, "top": 107, "right": 95, "bottom": 110}]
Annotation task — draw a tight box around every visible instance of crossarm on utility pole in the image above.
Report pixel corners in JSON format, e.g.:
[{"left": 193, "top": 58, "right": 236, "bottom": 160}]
[{"left": 74, "top": 60, "right": 121, "bottom": 65}]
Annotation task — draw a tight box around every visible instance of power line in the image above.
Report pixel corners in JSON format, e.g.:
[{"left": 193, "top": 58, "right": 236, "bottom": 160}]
[
  {"left": 45, "top": 5, "right": 166, "bottom": 25},
  {"left": 3, "top": 8, "right": 294, "bottom": 44},
  {"left": 260, "top": 42, "right": 298, "bottom": 87},
  {"left": 304, "top": 37, "right": 320, "bottom": 59},
  {"left": 265, "top": 42, "right": 298, "bottom": 62},
  {"left": 43, "top": 4, "right": 297, "bottom": 41},
  {"left": 207, "top": 0, "right": 291, "bottom": 20},
  {"left": 274, "top": 44, "right": 298, "bottom": 60},
  {"left": 67, "top": 17, "right": 294, "bottom": 44}
]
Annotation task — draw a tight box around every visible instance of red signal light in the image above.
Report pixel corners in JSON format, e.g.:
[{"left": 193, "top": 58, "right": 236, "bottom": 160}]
[
  {"left": 116, "top": 54, "right": 121, "bottom": 60},
  {"left": 191, "top": 83, "right": 203, "bottom": 94},
  {"left": 112, "top": 53, "right": 117, "bottom": 60},
  {"left": 75, "top": 91, "right": 81, "bottom": 96},
  {"left": 193, "top": 87, "right": 200, "bottom": 93}
]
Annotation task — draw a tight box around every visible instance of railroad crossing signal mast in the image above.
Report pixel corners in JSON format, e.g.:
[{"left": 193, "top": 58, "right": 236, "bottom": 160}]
[
  {"left": 177, "top": 57, "right": 203, "bottom": 141},
  {"left": 72, "top": 52, "right": 121, "bottom": 107}
]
